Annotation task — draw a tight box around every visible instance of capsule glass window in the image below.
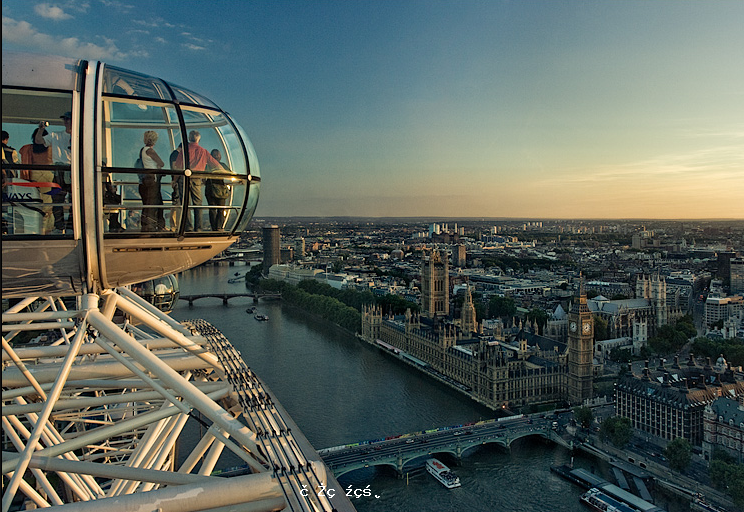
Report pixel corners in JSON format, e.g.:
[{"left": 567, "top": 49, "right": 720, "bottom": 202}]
[
  {"left": 179, "top": 106, "right": 249, "bottom": 233},
  {"left": 168, "top": 83, "right": 219, "bottom": 109},
  {"left": 102, "top": 66, "right": 171, "bottom": 102},
  {"left": 1, "top": 88, "right": 73, "bottom": 237},
  {"left": 100, "top": 97, "right": 182, "bottom": 234}
]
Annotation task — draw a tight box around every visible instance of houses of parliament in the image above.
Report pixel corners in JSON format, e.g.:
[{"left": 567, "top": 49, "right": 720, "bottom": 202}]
[{"left": 361, "top": 249, "right": 595, "bottom": 411}]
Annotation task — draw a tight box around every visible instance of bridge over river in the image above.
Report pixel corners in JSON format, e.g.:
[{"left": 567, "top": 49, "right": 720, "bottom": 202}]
[
  {"left": 179, "top": 292, "right": 282, "bottom": 306},
  {"left": 318, "top": 415, "right": 573, "bottom": 478}
]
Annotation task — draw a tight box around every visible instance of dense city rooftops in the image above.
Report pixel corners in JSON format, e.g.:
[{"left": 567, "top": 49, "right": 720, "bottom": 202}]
[{"left": 618, "top": 356, "right": 744, "bottom": 409}]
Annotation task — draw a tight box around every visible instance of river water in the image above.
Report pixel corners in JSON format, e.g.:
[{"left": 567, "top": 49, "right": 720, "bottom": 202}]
[{"left": 170, "top": 265, "right": 686, "bottom": 512}]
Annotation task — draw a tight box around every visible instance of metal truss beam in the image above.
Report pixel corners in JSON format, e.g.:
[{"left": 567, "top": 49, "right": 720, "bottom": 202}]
[{"left": 2, "top": 289, "right": 355, "bottom": 511}]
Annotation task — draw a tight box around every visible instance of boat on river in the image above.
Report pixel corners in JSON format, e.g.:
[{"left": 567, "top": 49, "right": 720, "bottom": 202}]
[
  {"left": 426, "top": 458, "right": 460, "bottom": 489},
  {"left": 580, "top": 488, "right": 635, "bottom": 512},
  {"left": 254, "top": 314, "right": 269, "bottom": 321}
]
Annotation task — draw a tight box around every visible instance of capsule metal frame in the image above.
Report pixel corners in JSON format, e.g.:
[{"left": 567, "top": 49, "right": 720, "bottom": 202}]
[{"left": 2, "top": 52, "right": 261, "bottom": 297}]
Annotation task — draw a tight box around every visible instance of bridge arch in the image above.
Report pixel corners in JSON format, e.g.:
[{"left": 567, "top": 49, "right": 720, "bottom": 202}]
[
  {"left": 459, "top": 438, "right": 509, "bottom": 457},
  {"left": 398, "top": 450, "right": 460, "bottom": 473},
  {"left": 333, "top": 461, "right": 398, "bottom": 479}
]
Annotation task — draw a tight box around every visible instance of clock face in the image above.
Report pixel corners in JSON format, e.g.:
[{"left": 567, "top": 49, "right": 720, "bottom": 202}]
[
  {"left": 583, "top": 322, "right": 592, "bottom": 334},
  {"left": 570, "top": 321, "right": 577, "bottom": 332}
]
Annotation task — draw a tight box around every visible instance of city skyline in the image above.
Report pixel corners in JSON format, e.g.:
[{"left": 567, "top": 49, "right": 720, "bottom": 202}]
[{"left": 3, "top": 0, "right": 743, "bottom": 219}]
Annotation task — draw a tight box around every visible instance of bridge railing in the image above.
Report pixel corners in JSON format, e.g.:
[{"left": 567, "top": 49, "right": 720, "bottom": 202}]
[{"left": 318, "top": 414, "right": 556, "bottom": 456}]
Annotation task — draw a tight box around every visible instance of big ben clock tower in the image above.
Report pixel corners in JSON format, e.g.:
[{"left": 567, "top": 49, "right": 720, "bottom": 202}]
[{"left": 567, "top": 276, "right": 594, "bottom": 403}]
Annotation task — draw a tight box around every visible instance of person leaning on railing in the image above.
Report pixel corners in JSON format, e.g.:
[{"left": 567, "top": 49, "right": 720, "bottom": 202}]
[
  {"left": 18, "top": 128, "right": 56, "bottom": 234},
  {"left": 205, "top": 148, "right": 232, "bottom": 231},
  {"left": 174, "top": 131, "right": 223, "bottom": 231}
]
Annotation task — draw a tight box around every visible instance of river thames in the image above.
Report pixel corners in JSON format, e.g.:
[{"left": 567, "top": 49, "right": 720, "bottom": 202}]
[{"left": 170, "top": 264, "right": 686, "bottom": 512}]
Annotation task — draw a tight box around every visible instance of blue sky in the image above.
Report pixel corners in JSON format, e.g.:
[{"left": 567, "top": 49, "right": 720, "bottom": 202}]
[{"left": 3, "top": 0, "right": 743, "bottom": 219}]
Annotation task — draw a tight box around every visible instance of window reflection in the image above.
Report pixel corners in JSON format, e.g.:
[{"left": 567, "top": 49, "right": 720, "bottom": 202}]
[
  {"left": 180, "top": 107, "right": 249, "bottom": 234},
  {"left": 130, "top": 274, "right": 180, "bottom": 312},
  {"left": 168, "top": 84, "right": 219, "bottom": 109},
  {"left": 2, "top": 88, "right": 73, "bottom": 236},
  {"left": 102, "top": 66, "right": 171, "bottom": 101},
  {"left": 101, "top": 98, "right": 183, "bottom": 234}
]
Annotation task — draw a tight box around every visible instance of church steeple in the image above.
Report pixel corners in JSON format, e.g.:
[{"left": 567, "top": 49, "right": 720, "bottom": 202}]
[{"left": 460, "top": 285, "right": 477, "bottom": 335}]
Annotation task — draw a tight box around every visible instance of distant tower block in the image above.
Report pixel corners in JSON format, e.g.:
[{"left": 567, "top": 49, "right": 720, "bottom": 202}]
[
  {"left": 262, "top": 225, "right": 280, "bottom": 276},
  {"left": 731, "top": 258, "right": 744, "bottom": 295},
  {"left": 294, "top": 237, "right": 306, "bottom": 259},
  {"left": 421, "top": 249, "right": 449, "bottom": 318},
  {"left": 453, "top": 244, "right": 466, "bottom": 268}
]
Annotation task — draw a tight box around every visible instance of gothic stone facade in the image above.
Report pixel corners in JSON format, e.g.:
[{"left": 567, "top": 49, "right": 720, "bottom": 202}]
[{"left": 362, "top": 305, "right": 568, "bottom": 410}]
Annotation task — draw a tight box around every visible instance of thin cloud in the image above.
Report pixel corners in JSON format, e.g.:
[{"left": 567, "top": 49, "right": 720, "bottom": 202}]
[
  {"left": 132, "top": 18, "right": 177, "bottom": 29},
  {"left": 34, "top": 3, "right": 73, "bottom": 21},
  {"left": 557, "top": 134, "right": 744, "bottom": 187},
  {"left": 98, "top": 0, "right": 134, "bottom": 12},
  {"left": 180, "top": 31, "right": 213, "bottom": 46},
  {"left": 182, "top": 43, "right": 206, "bottom": 52},
  {"left": 2, "top": 16, "right": 146, "bottom": 60},
  {"left": 64, "top": 1, "right": 90, "bottom": 13}
]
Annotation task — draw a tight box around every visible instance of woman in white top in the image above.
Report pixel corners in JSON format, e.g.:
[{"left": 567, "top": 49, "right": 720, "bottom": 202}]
[{"left": 138, "top": 130, "right": 165, "bottom": 231}]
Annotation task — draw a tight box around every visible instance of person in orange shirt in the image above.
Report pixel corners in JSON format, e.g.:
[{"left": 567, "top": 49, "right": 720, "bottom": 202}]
[{"left": 174, "top": 131, "right": 222, "bottom": 231}]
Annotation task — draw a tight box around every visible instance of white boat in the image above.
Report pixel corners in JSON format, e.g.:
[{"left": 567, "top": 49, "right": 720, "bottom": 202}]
[
  {"left": 426, "top": 458, "right": 460, "bottom": 489},
  {"left": 579, "top": 488, "right": 634, "bottom": 512}
]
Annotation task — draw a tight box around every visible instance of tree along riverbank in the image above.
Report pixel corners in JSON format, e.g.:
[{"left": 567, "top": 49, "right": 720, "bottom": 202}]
[{"left": 246, "top": 264, "right": 418, "bottom": 334}]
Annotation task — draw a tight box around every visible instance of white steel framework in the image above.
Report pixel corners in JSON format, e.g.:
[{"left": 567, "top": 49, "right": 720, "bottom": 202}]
[{"left": 2, "top": 289, "right": 353, "bottom": 511}]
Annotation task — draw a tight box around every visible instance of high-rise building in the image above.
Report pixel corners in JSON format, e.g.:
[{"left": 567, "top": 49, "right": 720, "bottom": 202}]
[
  {"left": 453, "top": 244, "right": 466, "bottom": 267},
  {"left": 717, "top": 251, "right": 738, "bottom": 287},
  {"left": 705, "top": 295, "right": 744, "bottom": 328},
  {"left": 420, "top": 249, "right": 449, "bottom": 318},
  {"left": 262, "top": 225, "right": 280, "bottom": 276},
  {"left": 294, "top": 237, "right": 305, "bottom": 259},
  {"left": 731, "top": 258, "right": 744, "bottom": 295},
  {"left": 567, "top": 281, "right": 594, "bottom": 404}
]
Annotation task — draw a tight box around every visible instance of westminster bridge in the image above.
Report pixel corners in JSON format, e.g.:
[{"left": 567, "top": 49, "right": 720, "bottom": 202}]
[{"left": 318, "top": 415, "right": 573, "bottom": 478}]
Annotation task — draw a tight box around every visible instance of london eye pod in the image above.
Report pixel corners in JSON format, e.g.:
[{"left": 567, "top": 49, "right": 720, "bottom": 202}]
[{"left": 1, "top": 52, "right": 261, "bottom": 297}]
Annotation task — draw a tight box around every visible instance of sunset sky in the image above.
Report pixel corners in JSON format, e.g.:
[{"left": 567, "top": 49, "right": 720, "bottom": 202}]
[{"left": 3, "top": 0, "right": 743, "bottom": 219}]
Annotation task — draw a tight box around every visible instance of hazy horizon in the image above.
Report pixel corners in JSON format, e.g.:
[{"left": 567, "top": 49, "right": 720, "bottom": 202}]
[
  {"left": 3, "top": 1, "right": 743, "bottom": 219},
  {"left": 253, "top": 215, "right": 743, "bottom": 222}
]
